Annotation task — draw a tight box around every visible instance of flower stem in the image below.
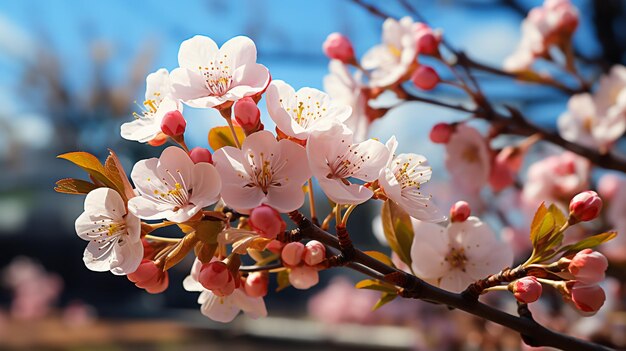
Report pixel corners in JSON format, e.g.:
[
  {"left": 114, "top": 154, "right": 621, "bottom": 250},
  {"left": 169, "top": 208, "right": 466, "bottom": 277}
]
[
  {"left": 341, "top": 204, "right": 357, "bottom": 226},
  {"left": 220, "top": 108, "right": 242, "bottom": 149},
  {"left": 307, "top": 179, "right": 318, "bottom": 224},
  {"left": 145, "top": 235, "right": 181, "bottom": 243}
]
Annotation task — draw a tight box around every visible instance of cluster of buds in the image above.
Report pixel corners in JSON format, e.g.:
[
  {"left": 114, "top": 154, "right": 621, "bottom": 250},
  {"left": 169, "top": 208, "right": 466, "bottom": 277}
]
[{"left": 280, "top": 241, "right": 326, "bottom": 290}]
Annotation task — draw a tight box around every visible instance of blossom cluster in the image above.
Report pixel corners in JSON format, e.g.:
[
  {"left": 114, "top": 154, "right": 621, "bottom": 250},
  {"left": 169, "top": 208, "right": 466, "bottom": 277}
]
[{"left": 56, "top": 0, "right": 618, "bottom": 336}]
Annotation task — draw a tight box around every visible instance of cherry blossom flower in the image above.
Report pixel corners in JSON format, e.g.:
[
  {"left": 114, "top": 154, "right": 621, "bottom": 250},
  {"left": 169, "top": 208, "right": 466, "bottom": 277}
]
[
  {"left": 121, "top": 68, "right": 182, "bottom": 143},
  {"left": 444, "top": 125, "right": 491, "bottom": 195},
  {"left": 266, "top": 80, "right": 351, "bottom": 140},
  {"left": 410, "top": 217, "right": 513, "bottom": 293},
  {"left": 522, "top": 151, "right": 590, "bottom": 209},
  {"left": 558, "top": 66, "right": 626, "bottom": 151},
  {"left": 307, "top": 122, "right": 389, "bottom": 205},
  {"left": 213, "top": 130, "right": 311, "bottom": 213},
  {"left": 170, "top": 35, "right": 270, "bottom": 109},
  {"left": 324, "top": 60, "right": 370, "bottom": 142},
  {"left": 378, "top": 136, "right": 444, "bottom": 222},
  {"left": 504, "top": 0, "right": 579, "bottom": 71},
  {"left": 128, "top": 146, "right": 221, "bottom": 222},
  {"left": 183, "top": 259, "right": 266, "bottom": 323},
  {"left": 361, "top": 16, "right": 419, "bottom": 88},
  {"left": 75, "top": 188, "right": 143, "bottom": 275},
  {"left": 598, "top": 174, "right": 626, "bottom": 261}
]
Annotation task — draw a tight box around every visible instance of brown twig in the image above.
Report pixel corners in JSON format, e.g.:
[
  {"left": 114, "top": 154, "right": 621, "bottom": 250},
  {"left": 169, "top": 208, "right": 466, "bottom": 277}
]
[{"left": 287, "top": 211, "right": 612, "bottom": 351}]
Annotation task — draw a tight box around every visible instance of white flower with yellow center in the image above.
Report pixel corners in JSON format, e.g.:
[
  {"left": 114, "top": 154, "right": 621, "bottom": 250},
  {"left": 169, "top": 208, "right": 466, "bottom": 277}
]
[
  {"left": 410, "top": 217, "right": 513, "bottom": 293},
  {"left": 361, "top": 16, "right": 419, "bottom": 88},
  {"left": 213, "top": 130, "right": 311, "bottom": 213},
  {"left": 379, "top": 137, "right": 444, "bottom": 222},
  {"left": 444, "top": 124, "right": 491, "bottom": 194},
  {"left": 307, "top": 122, "right": 389, "bottom": 205},
  {"left": 121, "top": 68, "right": 182, "bottom": 143},
  {"left": 75, "top": 188, "right": 143, "bottom": 275},
  {"left": 266, "top": 80, "right": 351, "bottom": 140},
  {"left": 128, "top": 146, "right": 221, "bottom": 223},
  {"left": 170, "top": 35, "right": 270, "bottom": 109}
]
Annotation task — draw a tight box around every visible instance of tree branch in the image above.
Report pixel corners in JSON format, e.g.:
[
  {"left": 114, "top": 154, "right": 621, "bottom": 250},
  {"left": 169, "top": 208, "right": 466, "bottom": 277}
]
[{"left": 287, "top": 213, "right": 612, "bottom": 351}]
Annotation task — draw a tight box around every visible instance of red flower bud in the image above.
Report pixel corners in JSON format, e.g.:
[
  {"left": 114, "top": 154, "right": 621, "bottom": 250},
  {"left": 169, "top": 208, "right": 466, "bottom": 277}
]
[
  {"left": 281, "top": 242, "right": 305, "bottom": 267},
  {"left": 411, "top": 65, "right": 439, "bottom": 90},
  {"left": 234, "top": 97, "right": 262, "bottom": 134},
  {"left": 249, "top": 205, "right": 286, "bottom": 240},
  {"left": 198, "top": 261, "right": 236, "bottom": 296},
  {"left": 569, "top": 191, "right": 602, "bottom": 222},
  {"left": 510, "top": 276, "right": 542, "bottom": 303},
  {"left": 569, "top": 283, "right": 605, "bottom": 313},
  {"left": 568, "top": 249, "right": 608, "bottom": 285},
  {"left": 429, "top": 123, "right": 454, "bottom": 144},
  {"left": 189, "top": 147, "right": 213, "bottom": 164},
  {"left": 127, "top": 259, "right": 169, "bottom": 294},
  {"left": 415, "top": 24, "right": 441, "bottom": 55},
  {"left": 450, "top": 201, "right": 471, "bottom": 222},
  {"left": 322, "top": 33, "right": 355, "bottom": 64},
  {"left": 244, "top": 272, "right": 269, "bottom": 298},
  {"left": 160, "top": 110, "right": 186, "bottom": 136}
]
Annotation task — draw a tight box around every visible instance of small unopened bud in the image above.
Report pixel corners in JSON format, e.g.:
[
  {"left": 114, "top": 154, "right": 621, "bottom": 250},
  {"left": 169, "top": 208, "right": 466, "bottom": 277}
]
[
  {"left": 415, "top": 24, "right": 441, "bottom": 55},
  {"left": 568, "top": 249, "right": 608, "bottom": 285},
  {"left": 429, "top": 123, "right": 454, "bottom": 144},
  {"left": 234, "top": 97, "right": 262, "bottom": 134},
  {"left": 289, "top": 265, "right": 319, "bottom": 290},
  {"left": 160, "top": 110, "right": 186, "bottom": 136},
  {"left": 127, "top": 259, "right": 169, "bottom": 294},
  {"left": 303, "top": 240, "right": 326, "bottom": 266},
  {"left": 510, "top": 276, "right": 542, "bottom": 303},
  {"left": 450, "top": 201, "right": 471, "bottom": 222},
  {"left": 322, "top": 33, "right": 355, "bottom": 64},
  {"left": 244, "top": 272, "right": 269, "bottom": 298},
  {"left": 249, "top": 205, "right": 286, "bottom": 240},
  {"left": 198, "top": 261, "right": 236, "bottom": 296},
  {"left": 189, "top": 147, "right": 213, "bottom": 164},
  {"left": 411, "top": 65, "right": 439, "bottom": 90},
  {"left": 281, "top": 242, "right": 305, "bottom": 267},
  {"left": 569, "top": 283, "right": 605, "bottom": 313},
  {"left": 569, "top": 191, "right": 602, "bottom": 222}
]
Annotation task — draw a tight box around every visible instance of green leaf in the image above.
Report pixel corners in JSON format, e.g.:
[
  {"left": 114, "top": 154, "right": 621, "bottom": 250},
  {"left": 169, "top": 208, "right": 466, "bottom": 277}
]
[
  {"left": 276, "top": 270, "right": 291, "bottom": 292},
  {"left": 355, "top": 279, "right": 397, "bottom": 293},
  {"left": 560, "top": 231, "right": 617, "bottom": 257},
  {"left": 529, "top": 202, "right": 549, "bottom": 245},
  {"left": 372, "top": 292, "right": 397, "bottom": 311},
  {"left": 54, "top": 178, "right": 99, "bottom": 195},
  {"left": 208, "top": 126, "right": 246, "bottom": 151},
  {"left": 364, "top": 251, "right": 395, "bottom": 267},
  {"left": 381, "top": 200, "right": 414, "bottom": 267}
]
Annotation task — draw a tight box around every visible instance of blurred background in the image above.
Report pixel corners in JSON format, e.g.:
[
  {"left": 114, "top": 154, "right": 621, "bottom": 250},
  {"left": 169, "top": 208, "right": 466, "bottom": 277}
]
[{"left": 0, "top": 0, "right": 625, "bottom": 350}]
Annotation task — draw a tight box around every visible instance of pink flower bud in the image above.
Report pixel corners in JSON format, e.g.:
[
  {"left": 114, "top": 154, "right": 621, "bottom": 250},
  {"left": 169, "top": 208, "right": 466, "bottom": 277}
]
[
  {"left": 303, "top": 240, "right": 326, "bottom": 266},
  {"left": 198, "top": 261, "right": 236, "bottom": 296},
  {"left": 411, "top": 65, "right": 439, "bottom": 90},
  {"left": 511, "top": 276, "right": 542, "bottom": 303},
  {"left": 322, "top": 33, "right": 355, "bottom": 64},
  {"left": 429, "top": 123, "right": 454, "bottom": 144},
  {"left": 244, "top": 272, "right": 268, "bottom": 298},
  {"left": 415, "top": 24, "right": 440, "bottom": 55},
  {"left": 598, "top": 174, "right": 621, "bottom": 201},
  {"left": 266, "top": 240, "right": 284, "bottom": 255},
  {"left": 234, "top": 97, "right": 262, "bottom": 134},
  {"left": 568, "top": 249, "right": 608, "bottom": 285},
  {"left": 289, "top": 265, "right": 319, "bottom": 290},
  {"left": 450, "top": 201, "right": 471, "bottom": 222},
  {"left": 569, "top": 191, "right": 603, "bottom": 222},
  {"left": 249, "top": 205, "right": 286, "bottom": 240},
  {"left": 570, "top": 283, "right": 605, "bottom": 313},
  {"left": 489, "top": 159, "right": 515, "bottom": 192},
  {"left": 127, "top": 259, "right": 169, "bottom": 294},
  {"left": 281, "top": 242, "right": 305, "bottom": 267},
  {"left": 189, "top": 147, "right": 213, "bottom": 164},
  {"left": 160, "top": 110, "right": 186, "bottom": 136}
]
